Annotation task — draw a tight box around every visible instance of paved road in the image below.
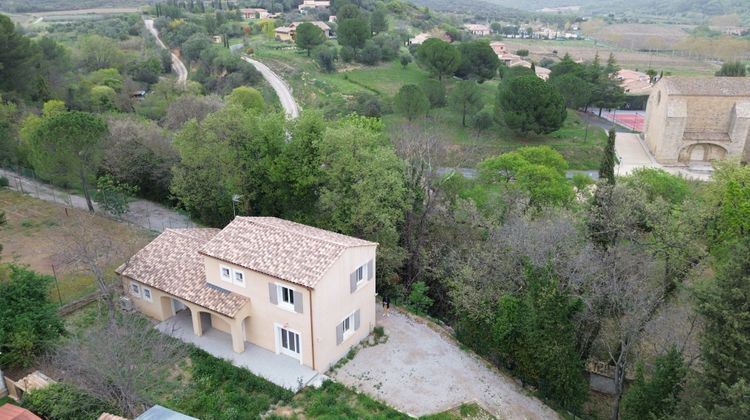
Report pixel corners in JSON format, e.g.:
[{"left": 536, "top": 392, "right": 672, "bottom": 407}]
[
  {"left": 144, "top": 19, "right": 188, "bottom": 86},
  {"left": 334, "top": 306, "right": 560, "bottom": 419},
  {"left": 241, "top": 56, "right": 300, "bottom": 119},
  {"left": 437, "top": 167, "right": 600, "bottom": 180},
  {"left": 0, "top": 168, "right": 194, "bottom": 232}
]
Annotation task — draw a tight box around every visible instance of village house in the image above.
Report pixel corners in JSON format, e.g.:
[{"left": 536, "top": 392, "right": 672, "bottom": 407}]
[
  {"left": 298, "top": 0, "right": 330, "bottom": 12},
  {"left": 240, "top": 8, "right": 269, "bottom": 20},
  {"left": 117, "top": 217, "right": 378, "bottom": 373},
  {"left": 275, "top": 21, "right": 332, "bottom": 42},
  {"left": 463, "top": 24, "right": 491, "bottom": 36},
  {"left": 643, "top": 77, "right": 750, "bottom": 164}
]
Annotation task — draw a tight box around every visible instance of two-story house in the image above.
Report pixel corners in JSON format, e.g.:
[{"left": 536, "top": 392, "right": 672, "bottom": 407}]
[{"left": 116, "top": 217, "right": 377, "bottom": 372}]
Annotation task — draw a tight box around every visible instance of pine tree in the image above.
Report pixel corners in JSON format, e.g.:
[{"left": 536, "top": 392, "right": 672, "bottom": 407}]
[
  {"left": 620, "top": 346, "right": 686, "bottom": 420},
  {"left": 599, "top": 128, "right": 617, "bottom": 184},
  {"left": 694, "top": 237, "right": 750, "bottom": 416}
]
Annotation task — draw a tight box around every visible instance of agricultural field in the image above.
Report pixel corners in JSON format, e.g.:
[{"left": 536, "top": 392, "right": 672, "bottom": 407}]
[
  {"left": 0, "top": 189, "right": 154, "bottom": 305},
  {"left": 499, "top": 38, "right": 720, "bottom": 76}
]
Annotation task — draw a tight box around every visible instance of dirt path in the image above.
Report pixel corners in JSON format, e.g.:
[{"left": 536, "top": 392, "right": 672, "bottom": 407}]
[
  {"left": 0, "top": 168, "right": 194, "bottom": 232},
  {"left": 333, "top": 306, "right": 560, "bottom": 419},
  {"left": 144, "top": 18, "right": 188, "bottom": 86},
  {"left": 241, "top": 56, "right": 300, "bottom": 119}
]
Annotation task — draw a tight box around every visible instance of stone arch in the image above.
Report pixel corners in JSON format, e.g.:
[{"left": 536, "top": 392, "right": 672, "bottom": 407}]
[{"left": 678, "top": 143, "right": 727, "bottom": 163}]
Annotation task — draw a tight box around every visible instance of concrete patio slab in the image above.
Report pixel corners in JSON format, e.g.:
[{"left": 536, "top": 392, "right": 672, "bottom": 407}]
[{"left": 156, "top": 311, "right": 318, "bottom": 390}]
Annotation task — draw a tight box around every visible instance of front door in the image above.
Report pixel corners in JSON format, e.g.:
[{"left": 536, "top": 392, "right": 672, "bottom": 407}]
[{"left": 278, "top": 326, "right": 301, "bottom": 361}]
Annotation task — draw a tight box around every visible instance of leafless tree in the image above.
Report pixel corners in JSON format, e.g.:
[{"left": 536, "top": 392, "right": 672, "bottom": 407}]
[
  {"left": 48, "top": 312, "right": 188, "bottom": 417},
  {"left": 57, "top": 215, "right": 139, "bottom": 321},
  {"left": 391, "top": 123, "right": 450, "bottom": 289},
  {"left": 163, "top": 94, "right": 223, "bottom": 130},
  {"left": 590, "top": 243, "right": 665, "bottom": 420}
]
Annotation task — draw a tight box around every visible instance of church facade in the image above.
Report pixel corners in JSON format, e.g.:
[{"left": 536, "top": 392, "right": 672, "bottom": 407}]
[{"left": 643, "top": 77, "right": 750, "bottom": 164}]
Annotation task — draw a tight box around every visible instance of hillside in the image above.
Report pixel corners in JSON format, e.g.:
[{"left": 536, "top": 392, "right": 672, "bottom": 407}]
[
  {"left": 415, "top": 0, "right": 750, "bottom": 22},
  {"left": 0, "top": 0, "right": 148, "bottom": 13}
]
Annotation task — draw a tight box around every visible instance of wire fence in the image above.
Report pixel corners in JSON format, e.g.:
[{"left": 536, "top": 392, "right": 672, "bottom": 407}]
[{"left": 1, "top": 165, "right": 198, "bottom": 232}]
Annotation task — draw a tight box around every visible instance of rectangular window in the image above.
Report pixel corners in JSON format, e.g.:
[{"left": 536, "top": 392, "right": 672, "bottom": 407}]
[
  {"left": 342, "top": 316, "right": 351, "bottom": 334},
  {"left": 130, "top": 282, "right": 141, "bottom": 298},
  {"left": 220, "top": 266, "right": 231, "bottom": 282},
  {"left": 281, "top": 286, "right": 294, "bottom": 305},
  {"left": 355, "top": 264, "right": 366, "bottom": 284},
  {"left": 233, "top": 270, "right": 245, "bottom": 286},
  {"left": 142, "top": 287, "right": 153, "bottom": 302},
  {"left": 279, "top": 327, "right": 301, "bottom": 357}
]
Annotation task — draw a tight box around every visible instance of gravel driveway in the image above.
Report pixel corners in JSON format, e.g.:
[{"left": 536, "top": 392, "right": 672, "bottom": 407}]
[{"left": 332, "top": 307, "right": 560, "bottom": 419}]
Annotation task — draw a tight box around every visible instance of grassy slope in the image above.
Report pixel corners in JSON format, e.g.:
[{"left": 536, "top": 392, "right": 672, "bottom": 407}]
[
  {"left": 250, "top": 38, "right": 605, "bottom": 169},
  {"left": 0, "top": 189, "right": 154, "bottom": 305}
]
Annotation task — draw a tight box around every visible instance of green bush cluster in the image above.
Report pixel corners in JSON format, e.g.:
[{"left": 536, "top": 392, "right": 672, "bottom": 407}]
[
  {"left": 22, "top": 383, "right": 117, "bottom": 420},
  {"left": 166, "top": 348, "right": 293, "bottom": 419}
]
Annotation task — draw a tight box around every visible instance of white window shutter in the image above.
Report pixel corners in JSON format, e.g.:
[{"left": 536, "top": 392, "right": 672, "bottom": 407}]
[
  {"left": 350, "top": 271, "right": 357, "bottom": 293},
  {"left": 336, "top": 322, "right": 344, "bottom": 345},
  {"left": 354, "top": 309, "right": 361, "bottom": 331},
  {"left": 367, "top": 259, "right": 374, "bottom": 281},
  {"left": 268, "top": 283, "right": 278, "bottom": 304},
  {"left": 293, "top": 291, "right": 303, "bottom": 313}
]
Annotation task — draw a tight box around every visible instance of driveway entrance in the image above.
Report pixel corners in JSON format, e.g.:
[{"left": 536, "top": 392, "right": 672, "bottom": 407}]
[{"left": 332, "top": 307, "right": 560, "bottom": 418}]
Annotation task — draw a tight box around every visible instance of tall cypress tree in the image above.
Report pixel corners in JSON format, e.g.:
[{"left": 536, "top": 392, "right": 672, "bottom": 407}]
[
  {"left": 599, "top": 128, "right": 617, "bottom": 184},
  {"left": 693, "top": 237, "right": 750, "bottom": 416}
]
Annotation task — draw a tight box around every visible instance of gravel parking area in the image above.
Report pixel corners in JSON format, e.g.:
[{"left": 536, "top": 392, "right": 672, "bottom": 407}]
[{"left": 332, "top": 307, "right": 560, "bottom": 419}]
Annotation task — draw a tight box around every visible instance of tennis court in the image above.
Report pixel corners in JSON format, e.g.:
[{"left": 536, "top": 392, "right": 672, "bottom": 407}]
[{"left": 604, "top": 112, "right": 645, "bottom": 132}]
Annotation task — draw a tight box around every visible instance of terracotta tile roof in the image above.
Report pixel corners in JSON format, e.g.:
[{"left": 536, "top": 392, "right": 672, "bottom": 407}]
[
  {"left": 660, "top": 76, "right": 750, "bottom": 97},
  {"left": 117, "top": 229, "right": 249, "bottom": 317},
  {"left": 98, "top": 414, "right": 128, "bottom": 420},
  {"left": 199, "top": 217, "right": 376, "bottom": 288},
  {"left": 0, "top": 404, "right": 41, "bottom": 420}
]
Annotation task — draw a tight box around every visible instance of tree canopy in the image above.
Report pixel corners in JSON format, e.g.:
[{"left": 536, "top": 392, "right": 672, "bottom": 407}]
[
  {"left": 496, "top": 75, "right": 567, "bottom": 134},
  {"left": 394, "top": 84, "right": 429, "bottom": 121},
  {"left": 455, "top": 40, "right": 500, "bottom": 82},
  {"left": 0, "top": 265, "right": 65, "bottom": 368},
  {"left": 416, "top": 38, "right": 461, "bottom": 81},
  {"left": 295, "top": 22, "right": 326, "bottom": 57},
  {"left": 23, "top": 109, "right": 108, "bottom": 211}
]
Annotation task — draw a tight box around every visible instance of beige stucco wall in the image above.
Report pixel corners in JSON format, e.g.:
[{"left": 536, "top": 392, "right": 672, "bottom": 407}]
[
  {"left": 311, "top": 245, "right": 377, "bottom": 371},
  {"left": 124, "top": 243, "right": 377, "bottom": 372},
  {"left": 121, "top": 276, "right": 253, "bottom": 353},
  {"left": 203, "top": 257, "right": 314, "bottom": 367},
  {"left": 121, "top": 277, "right": 174, "bottom": 321}
]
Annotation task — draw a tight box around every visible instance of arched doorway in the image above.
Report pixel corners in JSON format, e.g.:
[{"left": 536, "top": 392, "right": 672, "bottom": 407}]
[{"left": 679, "top": 143, "right": 727, "bottom": 163}]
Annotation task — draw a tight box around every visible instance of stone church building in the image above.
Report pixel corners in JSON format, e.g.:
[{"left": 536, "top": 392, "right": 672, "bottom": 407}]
[{"left": 643, "top": 77, "right": 750, "bottom": 164}]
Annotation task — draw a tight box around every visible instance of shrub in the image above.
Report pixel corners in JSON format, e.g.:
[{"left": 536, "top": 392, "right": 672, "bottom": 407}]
[
  {"left": 407, "top": 281, "right": 433, "bottom": 315},
  {"left": 315, "top": 46, "right": 337, "bottom": 73},
  {"left": 419, "top": 79, "right": 446, "bottom": 108},
  {"left": 351, "top": 93, "right": 385, "bottom": 118},
  {"left": 0, "top": 176, "right": 8, "bottom": 187},
  {"left": 22, "top": 383, "right": 117, "bottom": 420},
  {"left": 400, "top": 53, "right": 412, "bottom": 69},
  {"left": 340, "top": 46, "right": 355, "bottom": 63},
  {"left": 0, "top": 265, "right": 65, "bottom": 368},
  {"left": 472, "top": 108, "right": 493, "bottom": 130},
  {"left": 516, "top": 49, "right": 529, "bottom": 56},
  {"left": 358, "top": 40, "right": 382, "bottom": 65}
]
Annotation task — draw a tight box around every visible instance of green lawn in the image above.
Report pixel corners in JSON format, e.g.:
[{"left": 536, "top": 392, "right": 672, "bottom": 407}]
[
  {"left": 246, "top": 36, "right": 606, "bottom": 169},
  {"left": 384, "top": 109, "right": 607, "bottom": 169}
]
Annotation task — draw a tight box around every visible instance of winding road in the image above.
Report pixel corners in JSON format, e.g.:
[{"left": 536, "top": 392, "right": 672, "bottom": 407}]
[
  {"left": 241, "top": 56, "right": 300, "bottom": 119},
  {"left": 144, "top": 19, "right": 188, "bottom": 86}
]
